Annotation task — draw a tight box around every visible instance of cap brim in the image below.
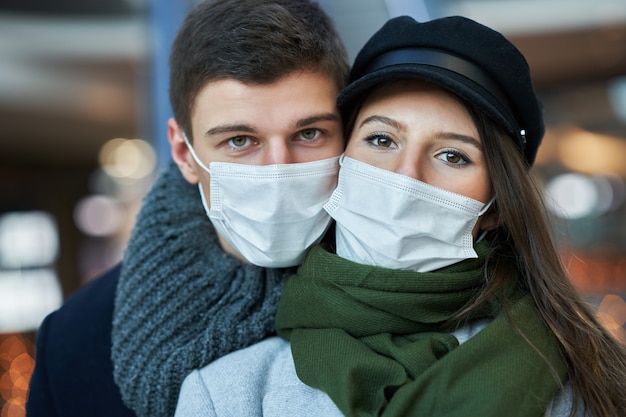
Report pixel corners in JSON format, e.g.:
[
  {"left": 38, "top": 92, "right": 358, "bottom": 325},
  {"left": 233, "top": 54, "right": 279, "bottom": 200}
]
[{"left": 337, "top": 64, "right": 521, "bottom": 149}]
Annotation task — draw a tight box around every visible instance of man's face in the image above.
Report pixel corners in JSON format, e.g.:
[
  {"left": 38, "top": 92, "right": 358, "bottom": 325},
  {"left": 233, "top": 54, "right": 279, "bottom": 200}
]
[
  {"left": 170, "top": 70, "right": 344, "bottom": 187},
  {"left": 168, "top": 70, "right": 344, "bottom": 260}
]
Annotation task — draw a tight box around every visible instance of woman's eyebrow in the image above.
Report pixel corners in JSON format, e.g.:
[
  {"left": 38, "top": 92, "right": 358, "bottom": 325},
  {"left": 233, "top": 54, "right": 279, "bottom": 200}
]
[
  {"left": 435, "top": 132, "right": 483, "bottom": 150},
  {"left": 358, "top": 115, "right": 404, "bottom": 131},
  {"left": 359, "top": 114, "right": 482, "bottom": 149}
]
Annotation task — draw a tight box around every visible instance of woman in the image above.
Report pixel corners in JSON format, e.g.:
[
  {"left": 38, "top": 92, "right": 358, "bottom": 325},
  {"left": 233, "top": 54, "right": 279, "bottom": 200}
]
[{"left": 175, "top": 15, "right": 626, "bottom": 417}]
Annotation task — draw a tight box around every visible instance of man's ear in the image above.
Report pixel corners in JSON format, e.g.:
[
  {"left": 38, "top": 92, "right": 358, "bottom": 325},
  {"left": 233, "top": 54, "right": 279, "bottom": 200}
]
[{"left": 168, "top": 118, "right": 200, "bottom": 184}]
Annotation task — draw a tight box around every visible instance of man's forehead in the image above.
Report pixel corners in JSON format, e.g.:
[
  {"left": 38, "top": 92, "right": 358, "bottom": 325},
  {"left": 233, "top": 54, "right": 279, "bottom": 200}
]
[{"left": 191, "top": 72, "right": 340, "bottom": 136}]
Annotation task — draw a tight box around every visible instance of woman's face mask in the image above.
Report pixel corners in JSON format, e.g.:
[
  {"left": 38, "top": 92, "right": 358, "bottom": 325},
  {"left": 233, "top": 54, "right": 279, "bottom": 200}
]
[{"left": 325, "top": 156, "right": 494, "bottom": 272}]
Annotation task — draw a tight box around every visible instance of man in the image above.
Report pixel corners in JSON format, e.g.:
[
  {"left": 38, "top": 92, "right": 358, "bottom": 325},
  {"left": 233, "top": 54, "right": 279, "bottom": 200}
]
[{"left": 26, "top": 1, "right": 349, "bottom": 416}]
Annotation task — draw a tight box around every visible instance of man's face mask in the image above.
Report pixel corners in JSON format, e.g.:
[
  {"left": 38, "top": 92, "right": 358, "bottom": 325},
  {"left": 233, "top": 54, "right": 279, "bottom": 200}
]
[{"left": 185, "top": 134, "right": 339, "bottom": 267}]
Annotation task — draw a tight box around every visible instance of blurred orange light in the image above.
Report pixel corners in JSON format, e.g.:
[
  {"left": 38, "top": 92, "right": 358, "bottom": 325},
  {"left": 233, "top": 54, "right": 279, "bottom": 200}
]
[
  {"left": 597, "top": 294, "right": 626, "bottom": 344},
  {"left": 0, "top": 335, "right": 34, "bottom": 417},
  {"left": 558, "top": 127, "right": 626, "bottom": 176}
]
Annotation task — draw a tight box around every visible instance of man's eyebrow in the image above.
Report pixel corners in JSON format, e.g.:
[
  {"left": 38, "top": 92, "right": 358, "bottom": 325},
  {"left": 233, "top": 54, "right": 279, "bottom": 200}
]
[
  {"left": 203, "top": 113, "right": 339, "bottom": 137},
  {"left": 294, "top": 113, "right": 340, "bottom": 128},
  {"left": 204, "top": 124, "right": 256, "bottom": 137},
  {"left": 358, "top": 115, "right": 404, "bottom": 131}
]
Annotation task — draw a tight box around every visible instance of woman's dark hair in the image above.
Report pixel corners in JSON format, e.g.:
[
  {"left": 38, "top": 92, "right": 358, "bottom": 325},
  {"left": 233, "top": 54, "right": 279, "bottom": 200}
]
[{"left": 469, "top": 107, "right": 626, "bottom": 417}]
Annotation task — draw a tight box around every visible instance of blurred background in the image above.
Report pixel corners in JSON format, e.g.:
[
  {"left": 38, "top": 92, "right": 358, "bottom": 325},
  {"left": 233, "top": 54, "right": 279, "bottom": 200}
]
[{"left": 0, "top": 0, "right": 625, "bottom": 415}]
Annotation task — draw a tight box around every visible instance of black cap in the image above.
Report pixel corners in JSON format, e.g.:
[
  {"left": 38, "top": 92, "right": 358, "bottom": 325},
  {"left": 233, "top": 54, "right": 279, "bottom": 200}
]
[{"left": 338, "top": 15, "right": 544, "bottom": 166}]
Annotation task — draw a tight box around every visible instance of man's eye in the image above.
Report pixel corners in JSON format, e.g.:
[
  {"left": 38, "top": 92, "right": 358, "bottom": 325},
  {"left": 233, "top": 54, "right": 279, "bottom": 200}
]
[
  {"left": 228, "top": 136, "right": 251, "bottom": 147},
  {"left": 299, "top": 129, "right": 320, "bottom": 140}
]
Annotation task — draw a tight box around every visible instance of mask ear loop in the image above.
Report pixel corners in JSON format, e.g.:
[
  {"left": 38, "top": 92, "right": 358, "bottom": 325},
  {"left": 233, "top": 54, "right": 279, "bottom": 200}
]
[
  {"left": 197, "top": 184, "right": 212, "bottom": 217},
  {"left": 476, "top": 196, "right": 497, "bottom": 243},
  {"left": 183, "top": 133, "right": 214, "bottom": 217},
  {"left": 183, "top": 133, "right": 212, "bottom": 174},
  {"left": 478, "top": 196, "right": 496, "bottom": 217}
]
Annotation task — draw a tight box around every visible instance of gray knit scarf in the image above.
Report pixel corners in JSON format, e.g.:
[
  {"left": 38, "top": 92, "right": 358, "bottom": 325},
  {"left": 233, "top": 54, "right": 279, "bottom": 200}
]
[{"left": 111, "top": 162, "right": 292, "bottom": 417}]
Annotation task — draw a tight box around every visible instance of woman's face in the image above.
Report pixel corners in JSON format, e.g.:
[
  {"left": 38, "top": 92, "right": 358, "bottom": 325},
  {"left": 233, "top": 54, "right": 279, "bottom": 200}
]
[{"left": 345, "top": 80, "right": 497, "bottom": 235}]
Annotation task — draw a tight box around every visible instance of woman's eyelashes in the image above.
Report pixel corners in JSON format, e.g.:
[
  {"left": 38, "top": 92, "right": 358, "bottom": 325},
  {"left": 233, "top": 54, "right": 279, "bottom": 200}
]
[
  {"left": 435, "top": 149, "right": 472, "bottom": 166},
  {"left": 363, "top": 132, "right": 398, "bottom": 149},
  {"left": 362, "top": 132, "right": 473, "bottom": 167}
]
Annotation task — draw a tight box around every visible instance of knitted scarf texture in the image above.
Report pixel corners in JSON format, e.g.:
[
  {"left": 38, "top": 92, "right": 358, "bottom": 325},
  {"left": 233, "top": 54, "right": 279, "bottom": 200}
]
[
  {"left": 276, "top": 244, "right": 568, "bottom": 417},
  {"left": 112, "top": 162, "right": 292, "bottom": 417}
]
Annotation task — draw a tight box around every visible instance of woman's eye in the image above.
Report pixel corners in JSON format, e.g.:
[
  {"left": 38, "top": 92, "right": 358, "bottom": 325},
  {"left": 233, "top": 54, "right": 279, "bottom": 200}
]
[
  {"left": 436, "top": 150, "right": 469, "bottom": 165},
  {"left": 228, "top": 136, "right": 251, "bottom": 147},
  {"left": 365, "top": 134, "right": 396, "bottom": 149},
  {"left": 299, "top": 129, "right": 320, "bottom": 141}
]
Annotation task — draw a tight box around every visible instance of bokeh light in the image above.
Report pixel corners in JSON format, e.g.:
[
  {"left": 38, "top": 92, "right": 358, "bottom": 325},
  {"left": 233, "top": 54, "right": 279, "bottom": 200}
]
[
  {"left": 558, "top": 128, "right": 626, "bottom": 176},
  {"left": 545, "top": 173, "right": 626, "bottom": 219},
  {"left": 73, "top": 195, "right": 124, "bottom": 237},
  {"left": 597, "top": 294, "right": 626, "bottom": 344},
  {"left": 0, "top": 269, "right": 63, "bottom": 334},
  {"left": 0, "top": 212, "right": 58, "bottom": 269},
  {"left": 0, "top": 211, "right": 62, "bottom": 334},
  {"left": 0, "top": 334, "right": 35, "bottom": 417},
  {"left": 99, "top": 138, "right": 156, "bottom": 180},
  {"left": 545, "top": 173, "right": 599, "bottom": 219}
]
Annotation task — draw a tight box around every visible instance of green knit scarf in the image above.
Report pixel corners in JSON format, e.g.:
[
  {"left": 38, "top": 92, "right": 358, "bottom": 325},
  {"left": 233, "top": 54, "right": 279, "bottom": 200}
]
[{"left": 276, "top": 243, "right": 568, "bottom": 417}]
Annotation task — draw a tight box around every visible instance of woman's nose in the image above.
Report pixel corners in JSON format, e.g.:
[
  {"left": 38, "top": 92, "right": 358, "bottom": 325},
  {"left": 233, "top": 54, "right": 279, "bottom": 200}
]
[{"left": 394, "top": 154, "right": 421, "bottom": 181}]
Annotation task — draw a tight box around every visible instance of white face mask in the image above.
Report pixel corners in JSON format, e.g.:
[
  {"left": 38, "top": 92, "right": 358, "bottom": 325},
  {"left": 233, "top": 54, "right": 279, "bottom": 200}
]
[
  {"left": 185, "top": 136, "right": 339, "bottom": 267},
  {"left": 324, "top": 156, "right": 494, "bottom": 272}
]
